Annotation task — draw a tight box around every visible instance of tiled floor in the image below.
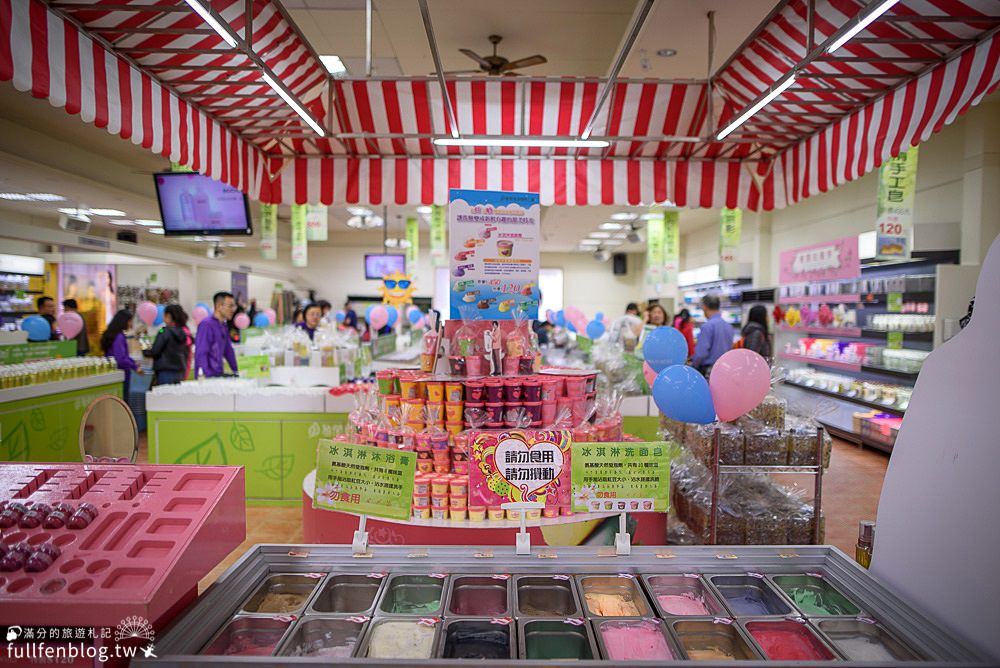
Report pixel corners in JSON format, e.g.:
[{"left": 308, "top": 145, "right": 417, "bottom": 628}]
[{"left": 137, "top": 435, "right": 889, "bottom": 591}]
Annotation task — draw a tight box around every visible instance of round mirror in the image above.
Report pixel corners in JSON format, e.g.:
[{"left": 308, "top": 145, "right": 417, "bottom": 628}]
[{"left": 79, "top": 395, "right": 139, "bottom": 464}]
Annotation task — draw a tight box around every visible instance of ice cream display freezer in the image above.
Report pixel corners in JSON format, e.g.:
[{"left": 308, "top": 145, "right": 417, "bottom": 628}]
[{"left": 143, "top": 545, "right": 985, "bottom": 666}]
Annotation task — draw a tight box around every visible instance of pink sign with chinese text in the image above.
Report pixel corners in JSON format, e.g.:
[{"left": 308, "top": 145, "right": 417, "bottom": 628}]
[
  {"left": 779, "top": 236, "right": 860, "bottom": 284},
  {"left": 469, "top": 429, "right": 571, "bottom": 509}
]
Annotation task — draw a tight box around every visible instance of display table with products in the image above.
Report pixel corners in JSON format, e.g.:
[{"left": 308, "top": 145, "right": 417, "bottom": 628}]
[
  {"left": 141, "top": 544, "right": 983, "bottom": 665},
  {"left": 148, "top": 385, "right": 358, "bottom": 505},
  {"left": 0, "top": 371, "right": 123, "bottom": 461}
]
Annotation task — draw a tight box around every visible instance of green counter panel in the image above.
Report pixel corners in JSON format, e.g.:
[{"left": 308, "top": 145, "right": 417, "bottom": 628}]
[
  {"left": 149, "top": 412, "right": 349, "bottom": 504},
  {"left": 0, "top": 383, "right": 122, "bottom": 462}
]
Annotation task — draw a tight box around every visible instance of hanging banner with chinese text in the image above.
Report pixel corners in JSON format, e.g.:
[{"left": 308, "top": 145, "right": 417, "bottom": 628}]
[
  {"left": 663, "top": 211, "right": 680, "bottom": 286},
  {"left": 571, "top": 441, "right": 674, "bottom": 513},
  {"left": 719, "top": 208, "right": 742, "bottom": 278},
  {"left": 645, "top": 213, "right": 664, "bottom": 290},
  {"left": 448, "top": 189, "right": 540, "bottom": 320},
  {"left": 313, "top": 440, "right": 416, "bottom": 520},
  {"left": 876, "top": 146, "right": 919, "bottom": 260},
  {"left": 305, "top": 204, "right": 328, "bottom": 242},
  {"left": 430, "top": 205, "right": 447, "bottom": 267},
  {"left": 406, "top": 216, "right": 420, "bottom": 280},
  {"left": 259, "top": 203, "right": 277, "bottom": 260},
  {"left": 291, "top": 204, "right": 308, "bottom": 268}
]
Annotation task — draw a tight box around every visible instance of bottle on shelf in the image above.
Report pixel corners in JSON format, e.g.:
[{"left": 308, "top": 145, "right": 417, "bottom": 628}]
[{"left": 856, "top": 520, "right": 875, "bottom": 568}]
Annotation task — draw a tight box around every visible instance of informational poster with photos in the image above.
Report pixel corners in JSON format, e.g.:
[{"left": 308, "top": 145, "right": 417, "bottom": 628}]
[{"left": 448, "top": 189, "right": 540, "bottom": 320}]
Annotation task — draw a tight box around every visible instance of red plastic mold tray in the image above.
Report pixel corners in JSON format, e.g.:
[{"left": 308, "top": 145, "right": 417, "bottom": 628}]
[{"left": 0, "top": 464, "right": 245, "bottom": 627}]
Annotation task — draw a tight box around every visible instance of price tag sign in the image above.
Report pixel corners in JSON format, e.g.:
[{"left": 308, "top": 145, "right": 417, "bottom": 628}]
[
  {"left": 571, "top": 442, "right": 673, "bottom": 513},
  {"left": 886, "top": 332, "right": 904, "bottom": 350},
  {"left": 314, "top": 440, "right": 416, "bottom": 520},
  {"left": 887, "top": 292, "right": 903, "bottom": 313},
  {"left": 237, "top": 354, "right": 270, "bottom": 378}
]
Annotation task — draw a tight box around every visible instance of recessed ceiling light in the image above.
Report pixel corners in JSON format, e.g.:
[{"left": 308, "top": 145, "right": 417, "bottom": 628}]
[
  {"left": 589, "top": 232, "right": 612, "bottom": 239},
  {"left": 225, "top": 241, "right": 246, "bottom": 248},
  {"left": 347, "top": 206, "right": 373, "bottom": 217},
  {"left": 579, "top": 239, "right": 601, "bottom": 246},
  {"left": 602, "top": 239, "right": 624, "bottom": 246},
  {"left": 599, "top": 222, "right": 624, "bottom": 230},
  {"left": 612, "top": 232, "right": 629, "bottom": 239},
  {"left": 640, "top": 213, "right": 663, "bottom": 221},
  {"left": 416, "top": 206, "right": 432, "bottom": 215},
  {"left": 656, "top": 48, "right": 677, "bottom": 58},
  {"left": 320, "top": 55, "right": 348, "bottom": 75},
  {"left": 87, "top": 208, "right": 127, "bottom": 216},
  {"left": 134, "top": 219, "right": 162, "bottom": 227},
  {"left": 149, "top": 228, "right": 165, "bottom": 235},
  {"left": 109, "top": 219, "right": 135, "bottom": 226},
  {"left": 0, "top": 193, "right": 33, "bottom": 200},
  {"left": 26, "top": 193, "right": 66, "bottom": 201},
  {"left": 610, "top": 213, "right": 638, "bottom": 221}
]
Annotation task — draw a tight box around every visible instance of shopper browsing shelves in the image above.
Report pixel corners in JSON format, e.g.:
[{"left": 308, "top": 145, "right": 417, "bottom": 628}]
[
  {"left": 739, "top": 305, "right": 772, "bottom": 361},
  {"left": 144, "top": 304, "right": 192, "bottom": 385},
  {"left": 101, "top": 308, "right": 142, "bottom": 396},
  {"left": 673, "top": 309, "right": 695, "bottom": 359},
  {"left": 692, "top": 294, "right": 731, "bottom": 377},
  {"left": 195, "top": 291, "right": 239, "bottom": 378}
]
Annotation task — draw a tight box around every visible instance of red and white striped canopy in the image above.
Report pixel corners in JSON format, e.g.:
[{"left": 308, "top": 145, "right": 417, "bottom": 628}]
[{"left": 2, "top": 0, "right": 999, "bottom": 209}]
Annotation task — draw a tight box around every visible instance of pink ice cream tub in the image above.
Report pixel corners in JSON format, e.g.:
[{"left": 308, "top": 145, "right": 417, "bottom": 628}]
[
  {"left": 565, "top": 376, "right": 587, "bottom": 397},
  {"left": 503, "top": 378, "right": 524, "bottom": 402},
  {"left": 465, "top": 380, "right": 486, "bottom": 402},
  {"left": 540, "top": 400, "right": 557, "bottom": 425}
]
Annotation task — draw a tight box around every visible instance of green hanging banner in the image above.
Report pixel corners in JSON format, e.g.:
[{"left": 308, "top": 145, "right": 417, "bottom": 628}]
[
  {"left": 645, "top": 213, "right": 664, "bottom": 290},
  {"left": 876, "top": 146, "right": 919, "bottom": 260},
  {"left": 430, "top": 205, "right": 447, "bottom": 267},
  {"left": 406, "top": 216, "right": 420, "bottom": 279},
  {"left": 663, "top": 211, "right": 680, "bottom": 286},
  {"left": 291, "top": 204, "right": 308, "bottom": 268},
  {"left": 719, "top": 208, "right": 742, "bottom": 279},
  {"left": 259, "top": 203, "right": 278, "bottom": 260},
  {"left": 305, "top": 204, "right": 328, "bottom": 242},
  {"left": 169, "top": 162, "right": 194, "bottom": 173}
]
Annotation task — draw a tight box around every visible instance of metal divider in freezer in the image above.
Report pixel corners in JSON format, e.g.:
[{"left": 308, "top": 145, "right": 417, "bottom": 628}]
[{"left": 141, "top": 545, "right": 988, "bottom": 666}]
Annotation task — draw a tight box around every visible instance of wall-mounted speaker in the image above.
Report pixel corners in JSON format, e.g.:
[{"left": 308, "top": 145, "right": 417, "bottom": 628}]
[
  {"left": 612, "top": 253, "right": 627, "bottom": 275},
  {"left": 116, "top": 231, "right": 138, "bottom": 244}
]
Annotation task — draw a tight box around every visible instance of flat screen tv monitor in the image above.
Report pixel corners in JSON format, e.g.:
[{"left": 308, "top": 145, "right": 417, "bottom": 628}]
[
  {"left": 153, "top": 172, "right": 253, "bottom": 236},
  {"left": 365, "top": 254, "right": 405, "bottom": 279}
]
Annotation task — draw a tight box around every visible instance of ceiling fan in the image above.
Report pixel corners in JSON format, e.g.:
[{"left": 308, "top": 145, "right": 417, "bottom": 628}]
[{"left": 444, "top": 34, "right": 547, "bottom": 76}]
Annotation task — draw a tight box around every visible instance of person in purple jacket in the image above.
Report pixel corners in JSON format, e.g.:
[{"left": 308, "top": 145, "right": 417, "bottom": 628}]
[
  {"left": 101, "top": 309, "right": 142, "bottom": 398},
  {"left": 195, "top": 291, "right": 239, "bottom": 378}
]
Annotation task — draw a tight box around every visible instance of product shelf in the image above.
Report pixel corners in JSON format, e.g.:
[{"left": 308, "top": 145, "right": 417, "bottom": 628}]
[
  {"left": 778, "top": 294, "right": 860, "bottom": 305},
  {"left": 859, "top": 364, "right": 922, "bottom": 381},
  {"left": 783, "top": 380, "right": 906, "bottom": 416},
  {"left": 777, "top": 352, "right": 862, "bottom": 372},
  {"left": 860, "top": 328, "right": 934, "bottom": 341},
  {"left": 778, "top": 325, "right": 863, "bottom": 337}
]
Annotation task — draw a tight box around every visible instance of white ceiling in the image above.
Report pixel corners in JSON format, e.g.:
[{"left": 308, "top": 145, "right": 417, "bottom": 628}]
[{"left": 0, "top": 0, "right": 769, "bottom": 257}]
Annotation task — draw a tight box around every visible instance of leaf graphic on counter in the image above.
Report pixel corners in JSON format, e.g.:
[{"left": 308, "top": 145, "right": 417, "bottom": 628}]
[
  {"left": 29, "top": 409, "right": 46, "bottom": 432},
  {"left": 4, "top": 420, "right": 30, "bottom": 460},
  {"left": 258, "top": 455, "right": 294, "bottom": 481},
  {"left": 176, "top": 433, "right": 228, "bottom": 465},
  {"left": 229, "top": 423, "right": 255, "bottom": 452},
  {"left": 48, "top": 427, "right": 68, "bottom": 453}
]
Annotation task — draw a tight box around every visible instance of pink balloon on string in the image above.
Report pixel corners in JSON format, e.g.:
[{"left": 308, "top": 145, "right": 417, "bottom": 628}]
[
  {"left": 368, "top": 305, "right": 389, "bottom": 330},
  {"left": 643, "top": 362, "right": 658, "bottom": 386},
  {"left": 57, "top": 312, "right": 83, "bottom": 339},
  {"left": 709, "top": 349, "right": 772, "bottom": 422},
  {"left": 137, "top": 301, "right": 157, "bottom": 326},
  {"left": 234, "top": 313, "right": 250, "bottom": 329},
  {"left": 191, "top": 305, "right": 209, "bottom": 324},
  {"left": 264, "top": 308, "right": 277, "bottom": 325}
]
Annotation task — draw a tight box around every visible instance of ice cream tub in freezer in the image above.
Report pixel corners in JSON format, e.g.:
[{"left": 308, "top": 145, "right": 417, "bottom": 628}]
[
  {"left": 276, "top": 616, "right": 368, "bottom": 658},
  {"left": 742, "top": 618, "right": 840, "bottom": 661},
  {"left": 358, "top": 617, "right": 440, "bottom": 660},
  {"left": 239, "top": 574, "right": 322, "bottom": 615},
  {"left": 435, "top": 618, "right": 516, "bottom": 660},
  {"left": 577, "top": 574, "right": 653, "bottom": 618},
  {"left": 708, "top": 574, "right": 793, "bottom": 617},
  {"left": 307, "top": 572, "right": 386, "bottom": 615},
  {"left": 769, "top": 573, "right": 862, "bottom": 617},
  {"left": 446, "top": 574, "right": 511, "bottom": 617},
  {"left": 817, "top": 618, "right": 923, "bottom": 662},
  {"left": 200, "top": 616, "right": 293, "bottom": 656},
  {"left": 641, "top": 574, "right": 727, "bottom": 618},
  {"left": 671, "top": 619, "right": 762, "bottom": 661},
  {"left": 376, "top": 573, "right": 449, "bottom": 616},
  {"left": 514, "top": 574, "right": 582, "bottom": 617},
  {"left": 518, "top": 617, "right": 598, "bottom": 660},
  {"left": 593, "top": 617, "right": 682, "bottom": 661}
]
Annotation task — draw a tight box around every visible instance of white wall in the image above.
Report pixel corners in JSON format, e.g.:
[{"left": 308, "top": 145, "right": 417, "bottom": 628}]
[
  {"left": 116, "top": 264, "right": 180, "bottom": 288},
  {"left": 295, "top": 246, "right": 436, "bottom": 308},
  {"left": 541, "top": 252, "right": 646, "bottom": 318}
]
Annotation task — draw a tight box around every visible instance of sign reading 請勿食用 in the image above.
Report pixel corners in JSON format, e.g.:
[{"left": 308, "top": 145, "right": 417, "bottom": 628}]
[
  {"left": 571, "top": 441, "right": 673, "bottom": 513},
  {"left": 448, "top": 189, "right": 540, "bottom": 320},
  {"left": 876, "top": 146, "right": 918, "bottom": 260},
  {"left": 313, "top": 440, "right": 416, "bottom": 520}
]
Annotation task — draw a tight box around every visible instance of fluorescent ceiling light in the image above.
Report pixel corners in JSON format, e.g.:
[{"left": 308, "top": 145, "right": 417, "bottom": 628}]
[
  {"left": 149, "top": 228, "right": 165, "bottom": 235},
  {"left": 416, "top": 206, "right": 432, "bottom": 215},
  {"left": 88, "top": 208, "right": 127, "bottom": 216},
  {"left": 579, "top": 239, "right": 601, "bottom": 246},
  {"left": 109, "top": 220, "right": 135, "bottom": 226},
  {"left": 641, "top": 212, "right": 669, "bottom": 220},
  {"left": 433, "top": 137, "right": 610, "bottom": 148},
  {"left": 184, "top": 0, "right": 238, "bottom": 48},
  {"left": 589, "top": 232, "right": 612, "bottom": 239},
  {"left": 716, "top": 74, "right": 797, "bottom": 140},
  {"left": 602, "top": 239, "right": 624, "bottom": 246},
  {"left": 262, "top": 72, "right": 326, "bottom": 137},
  {"left": 827, "top": 0, "right": 900, "bottom": 54},
  {"left": 0, "top": 193, "right": 32, "bottom": 200},
  {"left": 320, "top": 55, "right": 347, "bottom": 75},
  {"left": 347, "top": 206, "right": 373, "bottom": 217},
  {"left": 599, "top": 222, "right": 624, "bottom": 230},
  {"left": 134, "top": 219, "right": 162, "bottom": 227},
  {"left": 57, "top": 208, "right": 92, "bottom": 221},
  {"left": 225, "top": 241, "right": 247, "bottom": 248},
  {"left": 612, "top": 232, "right": 629, "bottom": 239},
  {"left": 27, "top": 193, "right": 65, "bottom": 201},
  {"left": 610, "top": 213, "right": 638, "bottom": 221}
]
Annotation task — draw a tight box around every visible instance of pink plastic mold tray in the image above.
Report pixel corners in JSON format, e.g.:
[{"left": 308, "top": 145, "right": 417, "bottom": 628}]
[{"left": 0, "top": 464, "right": 245, "bottom": 626}]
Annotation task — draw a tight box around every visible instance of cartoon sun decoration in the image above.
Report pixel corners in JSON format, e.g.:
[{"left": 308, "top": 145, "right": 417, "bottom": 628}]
[{"left": 378, "top": 270, "right": 416, "bottom": 309}]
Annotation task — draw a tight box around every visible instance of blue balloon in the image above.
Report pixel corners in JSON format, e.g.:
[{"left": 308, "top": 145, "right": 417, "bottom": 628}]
[
  {"left": 407, "top": 308, "right": 423, "bottom": 325},
  {"left": 335, "top": 311, "right": 346, "bottom": 324},
  {"left": 153, "top": 304, "right": 166, "bottom": 326},
  {"left": 643, "top": 326, "right": 689, "bottom": 372},
  {"left": 567, "top": 320, "right": 577, "bottom": 333},
  {"left": 653, "top": 365, "right": 716, "bottom": 424},
  {"left": 253, "top": 313, "right": 270, "bottom": 328},
  {"left": 385, "top": 305, "right": 398, "bottom": 327},
  {"left": 556, "top": 310, "right": 567, "bottom": 327},
  {"left": 586, "top": 320, "right": 606, "bottom": 339},
  {"left": 197, "top": 302, "right": 211, "bottom": 315},
  {"left": 21, "top": 315, "right": 51, "bottom": 342},
  {"left": 595, "top": 312, "right": 605, "bottom": 321},
  {"left": 365, "top": 304, "right": 376, "bottom": 323}
]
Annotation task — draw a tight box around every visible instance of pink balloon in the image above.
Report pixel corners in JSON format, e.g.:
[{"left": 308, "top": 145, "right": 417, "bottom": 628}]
[
  {"left": 643, "top": 362, "right": 658, "bottom": 386},
  {"left": 57, "top": 311, "right": 84, "bottom": 339},
  {"left": 264, "top": 308, "right": 277, "bottom": 325},
  {"left": 234, "top": 313, "right": 250, "bottom": 330},
  {"left": 369, "top": 305, "right": 389, "bottom": 330},
  {"left": 137, "top": 301, "right": 158, "bottom": 326},
  {"left": 191, "top": 305, "right": 209, "bottom": 324},
  {"left": 709, "top": 349, "right": 772, "bottom": 422}
]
